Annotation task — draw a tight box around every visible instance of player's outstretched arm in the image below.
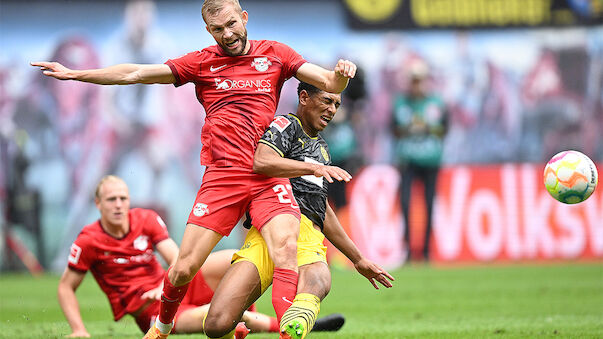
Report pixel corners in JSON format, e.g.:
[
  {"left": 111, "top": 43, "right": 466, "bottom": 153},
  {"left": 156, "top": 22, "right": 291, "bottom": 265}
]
[
  {"left": 322, "top": 204, "right": 394, "bottom": 289},
  {"left": 57, "top": 268, "right": 91, "bottom": 338},
  {"left": 296, "top": 59, "right": 357, "bottom": 94},
  {"left": 253, "top": 143, "right": 351, "bottom": 183},
  {"left": 30, "top": 61, "right": 175, "bottom": 85},
  {"left": 140, "top": 238, "right": 180, "bottom": 300},
  {"left": 155, "top": 238, "right": 180, "bottom": 267}
]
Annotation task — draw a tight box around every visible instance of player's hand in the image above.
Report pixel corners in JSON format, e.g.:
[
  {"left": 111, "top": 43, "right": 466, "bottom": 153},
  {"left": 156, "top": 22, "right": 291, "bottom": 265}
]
[
  {"left": 354, "top": 258, "right": 394, "bottom": 289},
  {"left": 313, "top": 165, "right": 352, "bottom": 183},
  {"left": 66, "top": 330, "right": 90, "bottom": 338},
  {"left": 141, "top": 283, "right": 163, "bottom": 301},
  {"left": 334, "top": 59, "right": 357, "bottom": 79},
  {"left": 30, "top": 61, "right": 73, "bottom": 80}
]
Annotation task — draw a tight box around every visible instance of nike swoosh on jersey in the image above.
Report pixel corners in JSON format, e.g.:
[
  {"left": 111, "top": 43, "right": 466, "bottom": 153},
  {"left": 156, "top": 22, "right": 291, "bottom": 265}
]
[
  {"left": 210, "top": 64, "right": 228, "bottom": 72},
  {"left": 282, "top": 297, "right": 293, "bottom": 304}
]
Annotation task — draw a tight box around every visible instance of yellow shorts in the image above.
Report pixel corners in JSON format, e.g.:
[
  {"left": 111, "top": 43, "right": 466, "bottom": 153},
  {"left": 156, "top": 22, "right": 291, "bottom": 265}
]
[{"left": 232, "top": 214, "right": 327, "bottom": 294}]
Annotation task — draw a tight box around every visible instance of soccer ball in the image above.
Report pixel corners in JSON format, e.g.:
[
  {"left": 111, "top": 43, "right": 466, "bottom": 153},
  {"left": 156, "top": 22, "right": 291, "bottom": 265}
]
[{"left": 543, "top": 150, "right": 598, "bottom": 204}]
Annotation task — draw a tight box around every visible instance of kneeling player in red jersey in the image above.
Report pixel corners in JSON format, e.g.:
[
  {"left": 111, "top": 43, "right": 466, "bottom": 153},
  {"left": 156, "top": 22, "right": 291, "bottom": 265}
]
[{"left": 57, "top": 175, "right": 266, "bottom": 338}]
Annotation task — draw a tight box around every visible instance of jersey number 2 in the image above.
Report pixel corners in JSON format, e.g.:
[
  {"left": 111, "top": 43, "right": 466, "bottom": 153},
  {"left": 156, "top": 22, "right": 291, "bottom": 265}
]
[{"left": 273, "top": 184, "right": 298, "bottom": 208}]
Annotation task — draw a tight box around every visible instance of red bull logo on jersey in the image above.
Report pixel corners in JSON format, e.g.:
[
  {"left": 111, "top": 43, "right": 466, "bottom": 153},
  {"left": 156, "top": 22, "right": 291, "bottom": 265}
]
[
  {"left": 133, "top": 235, "right": 149, "bottom": 251},
  {"left": 193, "top": 202, "right": 210, "bottom": 217},
  {"left": 251, "top": 57, "right": 272, "bottom": 72},
  {"left": 214, "top": 78, "right": 272, "bottom": 92}
]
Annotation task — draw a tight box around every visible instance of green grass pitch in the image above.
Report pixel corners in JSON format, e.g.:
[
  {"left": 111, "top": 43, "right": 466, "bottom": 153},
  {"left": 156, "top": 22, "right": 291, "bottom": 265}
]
[{"left": 1, "top": 263, "right": 602, "bottom": 338}]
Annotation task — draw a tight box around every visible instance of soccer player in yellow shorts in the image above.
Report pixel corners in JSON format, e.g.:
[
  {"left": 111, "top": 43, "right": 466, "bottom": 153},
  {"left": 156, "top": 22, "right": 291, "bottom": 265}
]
[
  {"left": 233, "top": 214, "right": 328, "bottom": 300},
  {"left": 202, "top": 82, "right": 394, "bottom": 339}
]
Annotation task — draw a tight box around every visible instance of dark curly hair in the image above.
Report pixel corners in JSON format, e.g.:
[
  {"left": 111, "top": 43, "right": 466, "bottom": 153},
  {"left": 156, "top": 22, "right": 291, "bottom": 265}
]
[{"left": 297, "top": 81, "right": 321, "bottom": 97}]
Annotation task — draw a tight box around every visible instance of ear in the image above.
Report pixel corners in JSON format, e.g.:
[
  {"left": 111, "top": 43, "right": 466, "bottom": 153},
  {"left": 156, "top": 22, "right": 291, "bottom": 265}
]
[
  {"left": 241, "top": 10, "right": 248, "bottom": 25},
  {"left": 94, "top": 198, "right": 101, "bottom": 210},
  {"left": 298, "top": 90, "right": 310, "bottom": 105}
]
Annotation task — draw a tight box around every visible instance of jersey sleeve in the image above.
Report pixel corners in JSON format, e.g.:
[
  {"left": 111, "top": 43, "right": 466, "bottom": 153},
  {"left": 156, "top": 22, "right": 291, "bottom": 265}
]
[
  {"left": 165, "top": 51, "right": 202, "bottom": 87},
  {"left": 67, "top": 234, "right": 95, "bottom": 273},
  {"left": 144, "top": 210, "right": 170, "bottom": 245},
  {"left": 259, "top": 115, "right": 298, "bottom": 157},
  {"left": 274, "top": 42, "right": 306, "bottom": 79}
]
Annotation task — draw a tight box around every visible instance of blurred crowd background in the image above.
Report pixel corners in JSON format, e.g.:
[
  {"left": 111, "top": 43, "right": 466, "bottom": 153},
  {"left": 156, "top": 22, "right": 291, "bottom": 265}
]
[{"left": 1, "top": 0, "right": 602, "bottom": 273}]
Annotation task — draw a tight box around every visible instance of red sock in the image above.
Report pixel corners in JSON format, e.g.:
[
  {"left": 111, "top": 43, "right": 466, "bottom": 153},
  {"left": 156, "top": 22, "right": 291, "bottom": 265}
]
[
  {"left": 247, "top": 303, "right": 257, "bottom": 312},
  {"left": 272, "top": 267, "right": 298, "bottom": 323},
  {"left": 158, "top": 268, "right": 190, "bottom": 324},
  {"left": 269, "top": 317, "right": 280, "bottom": 332}
]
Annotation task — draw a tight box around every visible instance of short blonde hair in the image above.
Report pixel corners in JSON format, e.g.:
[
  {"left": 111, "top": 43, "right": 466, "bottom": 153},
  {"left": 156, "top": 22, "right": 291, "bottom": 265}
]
[
  {"left": 202, "top": 0, "right": 243, "bottom": 23},
  {"left": 95, "top": 175, "right": 126, "bottom": 199}
]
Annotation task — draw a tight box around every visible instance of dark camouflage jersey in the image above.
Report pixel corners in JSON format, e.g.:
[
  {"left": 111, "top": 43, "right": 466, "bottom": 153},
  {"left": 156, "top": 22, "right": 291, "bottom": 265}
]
[{"left": 259, "top": 113, "right": 331, "bottom": 229}]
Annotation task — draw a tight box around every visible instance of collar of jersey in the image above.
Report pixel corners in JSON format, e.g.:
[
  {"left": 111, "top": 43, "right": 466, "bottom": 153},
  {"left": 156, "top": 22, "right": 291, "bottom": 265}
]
[
  {"left": 288, "top": 113, "right": 318, "bottom": 140},
  {"left": 214, "top": 40, "right": 255, "bottom": 57}
]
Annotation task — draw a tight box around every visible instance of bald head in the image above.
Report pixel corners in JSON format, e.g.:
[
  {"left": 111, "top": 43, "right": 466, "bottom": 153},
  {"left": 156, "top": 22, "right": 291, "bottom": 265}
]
[
  {"left": 95, "top": 175, "right": 130, "bottom": 228},
  {"left": 95, "top": 175, "right": 127, "bottom": 200}
]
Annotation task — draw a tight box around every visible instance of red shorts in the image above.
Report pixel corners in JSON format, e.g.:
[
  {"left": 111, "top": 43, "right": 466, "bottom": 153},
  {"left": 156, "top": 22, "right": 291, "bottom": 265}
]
[
  {"left": 133, "top": 270, "right": 215, "bottom": 333},
  {"left": 187, "top": 167, "right": 301, "bottom": 236}
]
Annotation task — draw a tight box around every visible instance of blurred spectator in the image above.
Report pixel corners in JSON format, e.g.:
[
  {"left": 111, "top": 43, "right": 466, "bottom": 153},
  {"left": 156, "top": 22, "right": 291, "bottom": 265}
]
[
  {"left": 391, "top": 61, "right": 448, "bottom": 262},
  {"left": 519, "top": 48, "right": 586, "bottom": 162},
  {"left": 104, "top": 0, "right": 171, "bottom": 195},
  {"left": 15, "top": 36, "right": 113, "bottom": 270},
  {"left": 322, "top": 105, "right": 360, "bottom": 209}
]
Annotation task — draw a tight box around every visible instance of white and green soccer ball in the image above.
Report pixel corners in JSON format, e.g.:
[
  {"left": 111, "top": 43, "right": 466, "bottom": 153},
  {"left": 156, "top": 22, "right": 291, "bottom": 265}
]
[{"left": 543, "top": 150, "right": 598, "bottom": 204}]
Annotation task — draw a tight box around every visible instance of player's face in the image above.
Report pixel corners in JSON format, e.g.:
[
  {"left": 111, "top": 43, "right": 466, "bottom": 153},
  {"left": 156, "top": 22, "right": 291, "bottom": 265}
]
[
  {"left": 205, "top": 4, "right": 249, "bottom": 56},
  {"left": 300, "top": 90, "right": 341, "bottom": 136},
  {"left": 95, "top": 180, "right": 130, "bottom": 228},
  {"left": 410, "top": 76, "right": 426, "bottom": 97}
]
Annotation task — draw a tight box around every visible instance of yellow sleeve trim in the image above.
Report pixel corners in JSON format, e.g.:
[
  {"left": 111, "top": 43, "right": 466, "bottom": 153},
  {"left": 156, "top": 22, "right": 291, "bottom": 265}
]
[{"left": 258, "top": 139, "right": 284, "bottom": 157}]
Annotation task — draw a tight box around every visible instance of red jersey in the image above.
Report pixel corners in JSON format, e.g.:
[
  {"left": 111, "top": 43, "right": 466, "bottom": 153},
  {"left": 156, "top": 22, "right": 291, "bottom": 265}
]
[
  {"left": 67, "top": 208, "right": 169, "bottom": 321},
  {"left": 165, "top": 40, "right": 306, "bottom": 168}
]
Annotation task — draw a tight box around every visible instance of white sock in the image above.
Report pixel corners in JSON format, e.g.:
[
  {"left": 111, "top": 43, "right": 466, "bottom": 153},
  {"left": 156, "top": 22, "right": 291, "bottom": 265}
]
[{"left": 155, "top": 318, "right": 173, "bottom": 334}]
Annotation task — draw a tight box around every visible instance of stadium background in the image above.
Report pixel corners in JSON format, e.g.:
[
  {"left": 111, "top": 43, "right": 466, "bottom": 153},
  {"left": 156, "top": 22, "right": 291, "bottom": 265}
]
[{"left": 1, "top": 0, "right": 602, "bottom": 274}]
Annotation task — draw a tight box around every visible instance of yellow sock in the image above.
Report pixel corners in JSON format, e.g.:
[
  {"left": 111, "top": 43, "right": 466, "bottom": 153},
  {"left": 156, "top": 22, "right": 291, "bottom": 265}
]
[
  {"left": 280, "top": 293, "right": 321, "bottom": 338},
  {"left": 203, "top": 314, "right": 235, "bottom": 339}
]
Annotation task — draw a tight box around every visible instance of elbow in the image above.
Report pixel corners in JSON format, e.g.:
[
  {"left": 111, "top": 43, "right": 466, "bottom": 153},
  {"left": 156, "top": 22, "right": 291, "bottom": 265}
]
[
  {"left": 57, "top": 275, "right": 78, "bottom": 297},
  {"left": 252, "top": 157, "right": 269, "bottom": 175},
  {"left": 57, "top": 283, "right": 69, "bottom": 299},
  {"left": 121, "top": 72, "right": 140, "bottom": 85},
  {"left": 120, "top": 66, "right": 145, "bottom": 84}
]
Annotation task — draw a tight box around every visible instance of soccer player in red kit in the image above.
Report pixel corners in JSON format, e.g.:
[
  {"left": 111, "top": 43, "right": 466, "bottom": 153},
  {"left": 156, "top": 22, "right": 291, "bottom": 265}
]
[
  {"left": 58, "top": 175, "right": 275, "bottom": 338},
  {"left": 32, "top": 1, "right": 356, "bottom": 338}
]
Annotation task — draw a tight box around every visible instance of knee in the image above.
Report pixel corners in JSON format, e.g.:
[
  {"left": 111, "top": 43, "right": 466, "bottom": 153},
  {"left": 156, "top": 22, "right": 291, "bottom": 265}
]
[
  {"left": 203, "top": 312, "right": 237, "bottom": 338},
  {"left": 271, "top": 239, "right": 297, "bottom": 267},
  {"left": 281, "top": 238, "right": 298, "bottom": 256},
  {"left": 169, "top": 263, "right": 196, "bottom": 286}
]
